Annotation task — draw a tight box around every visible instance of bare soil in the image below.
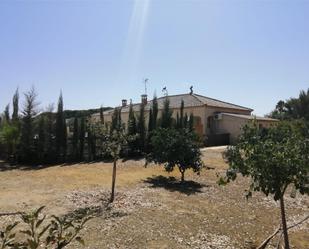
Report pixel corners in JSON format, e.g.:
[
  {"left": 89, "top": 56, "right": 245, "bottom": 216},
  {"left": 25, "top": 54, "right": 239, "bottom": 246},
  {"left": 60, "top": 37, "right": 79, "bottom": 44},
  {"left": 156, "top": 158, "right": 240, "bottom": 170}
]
[{"left": 0, "top": 147, "right": 308, "bottom": 249}]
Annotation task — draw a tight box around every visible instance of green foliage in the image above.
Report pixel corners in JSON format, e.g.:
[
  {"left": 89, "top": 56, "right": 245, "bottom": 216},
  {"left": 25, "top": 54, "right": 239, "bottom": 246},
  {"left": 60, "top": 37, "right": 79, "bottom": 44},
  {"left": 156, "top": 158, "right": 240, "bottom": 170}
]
[
  {"left": 0, "top": 206, "right": 91, "bottom": 249},
  {"left": 137, "top": 103, "right": 146, "bottom": 153},
  {"left": 270, "top": 88, "right": 309, "bottom": 120},
  {"left": 4, "top": 104, "right": 10, "bottom": 124},
  {"left": 127, "top": 101, "right": 139, "bottom": 156},
  {"left": 79, "top": 117, "right": 85, "bottom": 161},
  {"left": 0, "top": 222, "right": 18, "bottom": 249},
  {"left": 152, "top": 94, "right": 158, "bottom": 130},
  {"left": 72, "top": 117, "right": 79, "bottom": 161},
  {"left": 221, "top": 121, "right": 309, "bottom": 248},
  {"left": 147, "top": 128, "right": 204, "bottom": 181},
  {"left": 111, "top": 108, "right": 122, "bottom": 133},
  {"left": 222, "top": 122, "right": 309, "bottom": 200},
  {"left": 99, "top": 106, "right": 104, "bottom": 124},
  {"left": 12, "top": 89, "right": 19, "bottom": 122},
  {"left": 19, "top": 87, "right": 39, "bottom": 163},
  {"left": 55, "top": 92, "right": 67, "bottom": 162},
  {"left": 160, "top": 97, "right": 173, "bottom": 128}
]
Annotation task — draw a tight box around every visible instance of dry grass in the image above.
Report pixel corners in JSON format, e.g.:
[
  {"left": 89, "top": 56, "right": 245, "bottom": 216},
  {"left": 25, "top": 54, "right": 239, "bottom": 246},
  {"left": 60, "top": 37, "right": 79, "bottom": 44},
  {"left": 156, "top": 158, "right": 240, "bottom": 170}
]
[{"left": 0, "top": 147, "right": 308, "bottom": 249}]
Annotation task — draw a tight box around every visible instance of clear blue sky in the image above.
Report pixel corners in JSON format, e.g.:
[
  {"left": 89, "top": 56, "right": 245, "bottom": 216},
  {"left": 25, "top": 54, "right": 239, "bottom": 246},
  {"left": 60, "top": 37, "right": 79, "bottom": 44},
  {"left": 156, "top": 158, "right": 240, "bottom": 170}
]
[{"left": 0, "top": 0, "right": 308, "bottom": 116}]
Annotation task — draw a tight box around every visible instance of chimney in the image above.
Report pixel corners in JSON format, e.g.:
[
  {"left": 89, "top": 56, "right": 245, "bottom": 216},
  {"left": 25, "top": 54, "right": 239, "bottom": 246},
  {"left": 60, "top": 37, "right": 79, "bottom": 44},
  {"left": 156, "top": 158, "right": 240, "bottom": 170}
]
[
  {"left": 141, "top": 94, "right": 147, "bottom": 105},
  {"left": 122, "top": 99, "right": 127, "bottom": 107}
]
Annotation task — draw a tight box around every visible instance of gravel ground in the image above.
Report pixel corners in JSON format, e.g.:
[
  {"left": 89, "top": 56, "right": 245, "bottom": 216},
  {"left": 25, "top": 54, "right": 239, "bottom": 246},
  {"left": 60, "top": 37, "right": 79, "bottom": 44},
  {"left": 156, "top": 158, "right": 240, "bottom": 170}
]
[{"left": 0, "top": 148, "right": 308, "bottom": 249}]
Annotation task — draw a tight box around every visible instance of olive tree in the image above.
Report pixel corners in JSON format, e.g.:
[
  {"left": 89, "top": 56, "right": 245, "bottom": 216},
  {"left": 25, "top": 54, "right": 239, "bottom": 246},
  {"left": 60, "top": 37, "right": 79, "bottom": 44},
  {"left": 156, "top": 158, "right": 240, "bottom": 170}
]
[
  {"left": 222, "top": 122, "right": 309, "bottom": 249},
  {"left": 147, "top": 128, "right": 204, "bottom": 182}
]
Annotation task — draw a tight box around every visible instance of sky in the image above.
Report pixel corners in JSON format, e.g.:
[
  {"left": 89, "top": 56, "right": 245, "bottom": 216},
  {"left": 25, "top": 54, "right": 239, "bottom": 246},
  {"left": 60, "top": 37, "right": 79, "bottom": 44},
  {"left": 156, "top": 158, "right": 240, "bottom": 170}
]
[{"left": 0, "top": 0, "right": 308, "bottom": 116}]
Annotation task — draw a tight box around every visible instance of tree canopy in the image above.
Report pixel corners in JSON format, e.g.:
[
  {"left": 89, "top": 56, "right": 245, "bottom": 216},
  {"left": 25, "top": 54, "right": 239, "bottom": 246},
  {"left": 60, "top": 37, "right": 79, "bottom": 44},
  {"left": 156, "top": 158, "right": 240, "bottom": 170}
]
[
  {"left": 147, "top": 128, "right": 204, "bottom": 182},
  {"left": 222, "top": 121, "right": 309, "bottom": 248}
]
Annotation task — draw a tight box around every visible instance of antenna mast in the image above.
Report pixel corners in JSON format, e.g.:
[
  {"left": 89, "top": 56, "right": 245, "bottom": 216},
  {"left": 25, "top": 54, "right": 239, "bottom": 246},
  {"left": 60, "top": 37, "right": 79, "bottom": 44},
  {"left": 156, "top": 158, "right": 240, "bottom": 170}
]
[{"left": 143, "top": 78, "right": 149, "bottom": 95}]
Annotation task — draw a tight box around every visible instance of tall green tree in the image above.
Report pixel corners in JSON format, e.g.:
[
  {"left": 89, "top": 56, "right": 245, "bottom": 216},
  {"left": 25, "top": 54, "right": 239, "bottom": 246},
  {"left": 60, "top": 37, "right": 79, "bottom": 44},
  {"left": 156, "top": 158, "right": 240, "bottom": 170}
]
[
  {"left": 270, "top": 88, "right": 309, "bottom": 120},
  {"left": 189, "top": 113, "right": 194, "bottom": 132},
  {"left": 137, "top": 102, "right": 146, "bottom": 152},
  {"left": 4, "top": 104, "right": 10, "bottom": 123},
  {"left": 79, "top": 117, "right": 85, "bottom": 161},
  {"left": 111, "top": 107, "right": 121, "bottom": 132},
  {"left": 127, "top": 101, "right": 138, "bottom": 156},
  {"left": 100, "top": 105, "right": 104, "bottom": 124},
  {"left": 152, "top": 94, "right": 158, "bottom": 129},
  {"left": 45, "top": 104, "right": 55, "bottom": 163},
  {"left": 12, "top": 88, "right": 19, "bottom": 122},
  {"left": 127, "top": 102, "right": 137, "bottom": 135},
  {"left": 19, "top": 87, "right": 39, "bottom": 163},
  {"left": 160, "top": 97, "right": 173, "bottom": 128},
  {"left": 180, "top": 99, "right": 184, "bottom": 128},
  {"left": 72, "top": 117, "right": 79, "bottom": 161},
  {"left": 37, "top": 115, "right": 46, "bottom": 163},
  {"left": 222, "top": 122, "right": 309, "bottom": 249},
  {"left": 55, "top": 92, "right": 67, "bottom": 162}
]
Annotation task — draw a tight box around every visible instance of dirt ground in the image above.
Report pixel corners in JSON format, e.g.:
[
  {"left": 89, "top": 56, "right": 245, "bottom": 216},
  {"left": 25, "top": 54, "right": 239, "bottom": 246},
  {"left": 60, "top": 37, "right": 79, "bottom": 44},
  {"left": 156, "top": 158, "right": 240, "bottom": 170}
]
[{"left": 0, "top": 147, "right": 308, "bottom": 249}]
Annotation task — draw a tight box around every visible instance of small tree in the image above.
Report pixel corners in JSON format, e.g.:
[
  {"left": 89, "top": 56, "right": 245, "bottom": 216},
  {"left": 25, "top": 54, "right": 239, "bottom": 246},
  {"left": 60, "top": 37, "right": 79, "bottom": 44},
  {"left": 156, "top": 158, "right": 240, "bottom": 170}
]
[
  {"left": 147, "top": 128, "right": 204, "bottom": 182},
  {"left": 103, "top": 129, "right": 127, "bottom": 203},
  {"left": 221, "top": 122, "right": 309, "bottom": 249}
]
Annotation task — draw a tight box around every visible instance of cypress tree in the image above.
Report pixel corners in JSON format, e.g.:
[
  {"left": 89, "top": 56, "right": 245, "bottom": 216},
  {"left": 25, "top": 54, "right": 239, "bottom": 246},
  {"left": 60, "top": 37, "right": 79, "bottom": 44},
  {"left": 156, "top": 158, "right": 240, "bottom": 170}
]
[
  {"left": 111, "top": 108, "right": 121, "bottom": 132},
  {"left": 128, "top": 101, "right": 137, "bottom": 135},
  {"left": 184, "top": 113, "right": 189, "bottom": 128},
  {"left": 55, "top": 92, "right": 66, "bottom": 162},
  {"left": 180, "top": 99, "right": 184, "bottom": 128},
  {"left": 72, "top": 117, "right": 79, "bottom": 161},
  {"left": 152, "top": 94, "right": 158, "bottom": 129},
  {"left": 127, "top": 101, "right": 138, "bottom": 155},
  {"left": 12, "top": 88, "right": 19, "bottom": 122},
  {"left": 37, "top": 115, "right": 45, "bottom": 163},
  {"left": 100, "top": 105, "right": 104, "bottom": 124},
  {"left": 4, "top": 104, "right": 10, "bottom": 123},
  {"left": 161, "top": 97, "right": 173, "bottom": 128},
  {"left": 19, "top": 87, "right": 39, "bottom": 163},
  {"left": 148, "top": 108, "right": 154, "bottom": 133},
  {"left": 45, "top": 104, "right": 55, "bottom": 163},
  {"left": 79, "top": 117, "right": 85, "bottom": 161},
  {"left": 137, "top": 102, "right": 146, "bottom": 152},
  {"left": 189, "top": 113, "right": 194, "bottom": 132},
  {"left": 176, "top": 112, "right": 180, "bottom": 129}
]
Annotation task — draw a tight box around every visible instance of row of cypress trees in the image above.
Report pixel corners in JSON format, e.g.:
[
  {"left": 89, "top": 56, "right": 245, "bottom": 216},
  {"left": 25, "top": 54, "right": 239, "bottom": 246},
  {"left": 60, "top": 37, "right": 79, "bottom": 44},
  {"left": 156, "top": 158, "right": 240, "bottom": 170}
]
[
  {"left": 124, "top": 95, "right": 194, "bottom": 156},
  {"left": 0, "top": 87, "right": 68, "bottom": 164},
  {"left": 1, "top": 90, "right": 195, "bottom": 164}
]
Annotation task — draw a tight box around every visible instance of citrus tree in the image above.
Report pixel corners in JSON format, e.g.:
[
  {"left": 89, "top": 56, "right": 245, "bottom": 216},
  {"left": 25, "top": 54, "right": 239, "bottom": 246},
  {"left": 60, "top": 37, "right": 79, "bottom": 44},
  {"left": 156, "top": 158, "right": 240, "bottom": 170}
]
[
  {"left": 147, "top": 128, "right": 204, "bottom": 182},
  {"left": 222, "top": 122, "right": 309, "bottom": 248}
]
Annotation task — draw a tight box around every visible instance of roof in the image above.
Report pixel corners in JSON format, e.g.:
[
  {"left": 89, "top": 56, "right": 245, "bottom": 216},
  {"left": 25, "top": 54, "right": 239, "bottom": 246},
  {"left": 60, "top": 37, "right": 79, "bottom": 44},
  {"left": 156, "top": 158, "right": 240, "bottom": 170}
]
[
  {"left": 92, "top": 93, "right": 253, "bottom": 116},
  {"left": 221, "top": 113, "right": 278, "bottom": 122}
]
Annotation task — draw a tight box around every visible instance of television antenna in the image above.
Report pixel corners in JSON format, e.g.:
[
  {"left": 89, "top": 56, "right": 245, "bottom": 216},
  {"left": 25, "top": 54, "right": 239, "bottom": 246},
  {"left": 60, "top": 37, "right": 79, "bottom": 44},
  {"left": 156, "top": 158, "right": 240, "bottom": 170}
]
[{"left": 143, "top": 78, "right": 149, "bottom": 95}]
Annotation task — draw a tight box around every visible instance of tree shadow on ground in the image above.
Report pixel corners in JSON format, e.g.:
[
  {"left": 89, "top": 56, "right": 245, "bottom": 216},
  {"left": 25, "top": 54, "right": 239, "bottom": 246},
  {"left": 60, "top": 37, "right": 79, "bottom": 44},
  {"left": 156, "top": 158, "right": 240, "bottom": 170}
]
[
  {"left": 0, "top": 160, "right": 110, "bottom": 172},
  {"left": 143, "top": 175, "right": 207, "bottom": 195}
]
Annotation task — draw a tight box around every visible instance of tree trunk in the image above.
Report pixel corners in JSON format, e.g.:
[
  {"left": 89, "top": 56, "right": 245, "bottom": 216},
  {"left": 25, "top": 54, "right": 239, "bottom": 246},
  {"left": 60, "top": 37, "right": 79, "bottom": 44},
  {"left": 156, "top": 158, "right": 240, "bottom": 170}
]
[
  {"left": 280, "top": 195, "right": 290, "bottom": 249},
  {"left": 180, "top": 170, "right": 185, "bottom": 183},
  {"left": 110, "top": 159, "right": 117, "bottom": 203}
]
